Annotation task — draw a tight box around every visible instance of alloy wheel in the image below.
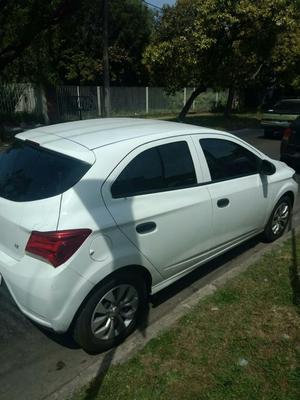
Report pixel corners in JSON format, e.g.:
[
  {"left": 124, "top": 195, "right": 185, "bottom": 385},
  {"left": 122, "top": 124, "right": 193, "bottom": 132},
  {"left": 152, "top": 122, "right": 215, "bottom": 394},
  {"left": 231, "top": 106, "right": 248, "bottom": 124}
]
[
  {"left": 271, "top": 202, "right": 290, "bottom": 236},
  {"left": 90, "top": 284, "right": 139, "bottom": 340}
]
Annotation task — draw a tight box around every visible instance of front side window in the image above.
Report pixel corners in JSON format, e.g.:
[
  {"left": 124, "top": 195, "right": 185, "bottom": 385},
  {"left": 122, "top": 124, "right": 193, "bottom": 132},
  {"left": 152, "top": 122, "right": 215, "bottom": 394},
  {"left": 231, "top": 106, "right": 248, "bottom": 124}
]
[
  {"left": 200, "top": 138, "right": 259, "bottom": 182},
  {"left": 111, "top": 141, "right": 196, "bottom": 198}
]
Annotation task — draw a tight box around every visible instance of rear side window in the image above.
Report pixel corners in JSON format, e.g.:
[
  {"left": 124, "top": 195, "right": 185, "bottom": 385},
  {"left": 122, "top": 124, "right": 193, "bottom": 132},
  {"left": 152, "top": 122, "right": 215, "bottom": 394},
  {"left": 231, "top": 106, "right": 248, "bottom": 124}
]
[
  {"left": 200, "top": 139, "right": 259, "bottom": 181},
  {"left": 111, "top": 141, "right": 196, "bottom": 198},
  {"left": 0, "top": 140, "right": 91, "bottom": 202}
]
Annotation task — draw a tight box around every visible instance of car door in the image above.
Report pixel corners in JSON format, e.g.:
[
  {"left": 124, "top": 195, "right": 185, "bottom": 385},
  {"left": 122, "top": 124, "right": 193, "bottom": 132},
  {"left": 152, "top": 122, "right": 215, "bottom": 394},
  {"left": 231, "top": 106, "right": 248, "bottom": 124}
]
[
  {"left": 192, "top": 134, "right": 269, "bottom": 249},
  {"left": 102, "top": 136, "right": 213, "bottom": 279}
]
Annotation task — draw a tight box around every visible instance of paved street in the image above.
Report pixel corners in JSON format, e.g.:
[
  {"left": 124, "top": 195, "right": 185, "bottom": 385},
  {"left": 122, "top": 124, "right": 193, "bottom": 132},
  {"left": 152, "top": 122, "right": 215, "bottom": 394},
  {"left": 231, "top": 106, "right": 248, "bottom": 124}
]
[{"left": 0, "top": 128, "right": 299, "bottom": 400}]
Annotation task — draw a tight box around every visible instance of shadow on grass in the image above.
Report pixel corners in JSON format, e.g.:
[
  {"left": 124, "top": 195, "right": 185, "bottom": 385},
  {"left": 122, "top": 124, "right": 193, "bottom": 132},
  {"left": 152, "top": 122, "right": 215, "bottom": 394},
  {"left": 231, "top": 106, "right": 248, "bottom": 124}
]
[
  {"left": 82, "top": 348, "right": 116, "bottom": 400},
  {"left": 76, "top": 235, "right": 261, "bottom": 400},
  {"left": 78, "top": 302, "right": 150, "bottom": 400}
]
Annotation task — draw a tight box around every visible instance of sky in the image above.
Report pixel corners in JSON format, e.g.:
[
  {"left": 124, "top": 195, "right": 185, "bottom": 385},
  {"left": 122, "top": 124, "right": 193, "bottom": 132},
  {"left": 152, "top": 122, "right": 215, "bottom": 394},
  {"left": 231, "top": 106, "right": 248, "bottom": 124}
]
[{"left": 149, "top": 0, "right": 176, "bottom": 7}]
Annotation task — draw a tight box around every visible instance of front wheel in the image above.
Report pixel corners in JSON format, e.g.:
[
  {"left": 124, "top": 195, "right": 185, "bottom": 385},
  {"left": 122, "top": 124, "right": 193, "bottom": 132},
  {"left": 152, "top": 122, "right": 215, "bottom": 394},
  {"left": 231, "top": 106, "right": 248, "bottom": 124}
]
[
  {"left": 262, "top": 195, "right": 291, "bottom": 242},
  {"left": 73, "top": 272, "right": 148, "bottom": 354}
]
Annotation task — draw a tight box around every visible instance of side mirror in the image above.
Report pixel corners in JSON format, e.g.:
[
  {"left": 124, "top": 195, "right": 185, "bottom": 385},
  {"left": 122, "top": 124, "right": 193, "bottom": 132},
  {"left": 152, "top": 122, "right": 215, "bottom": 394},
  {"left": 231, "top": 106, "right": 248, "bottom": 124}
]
[{"left": 259, "top": 159, "right": 276, "bottom": 176}]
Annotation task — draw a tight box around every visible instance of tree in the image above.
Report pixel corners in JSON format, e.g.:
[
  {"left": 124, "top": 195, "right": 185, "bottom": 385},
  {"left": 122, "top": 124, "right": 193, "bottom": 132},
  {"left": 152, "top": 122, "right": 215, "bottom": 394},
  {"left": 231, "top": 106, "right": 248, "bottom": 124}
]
[
  {"left": 143, "top": 0, "right": 300, "bottom": 119},
  {"left": 1, "top": 0, "right": 154, "bottom": 85},
  {"left": 52, "top": 0, "right": 154, "bottom": 85},
  {"left": 0, "top": 0, "right": 77, "bottom": 72}
]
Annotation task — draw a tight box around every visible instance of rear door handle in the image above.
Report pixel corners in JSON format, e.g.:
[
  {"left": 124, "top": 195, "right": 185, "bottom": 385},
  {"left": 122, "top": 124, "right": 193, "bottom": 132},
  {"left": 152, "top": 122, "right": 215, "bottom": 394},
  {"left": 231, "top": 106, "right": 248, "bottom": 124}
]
[
  {"left": 217, "top": 198, "right": 230, "bottom": 208},
  {"left": 136, "top": 222, "right": 156, "bottom": 234}
]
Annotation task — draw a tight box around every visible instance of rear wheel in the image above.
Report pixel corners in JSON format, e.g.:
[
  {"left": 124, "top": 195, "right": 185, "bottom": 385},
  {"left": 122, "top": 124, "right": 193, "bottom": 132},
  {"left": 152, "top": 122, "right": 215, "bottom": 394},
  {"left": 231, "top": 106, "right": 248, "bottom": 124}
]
[
  {"left": 262, "top": 195, "right": 291, "bottom": 242},
  {"left": 73, "top": 272, "right": 148, "bottom": 354}
]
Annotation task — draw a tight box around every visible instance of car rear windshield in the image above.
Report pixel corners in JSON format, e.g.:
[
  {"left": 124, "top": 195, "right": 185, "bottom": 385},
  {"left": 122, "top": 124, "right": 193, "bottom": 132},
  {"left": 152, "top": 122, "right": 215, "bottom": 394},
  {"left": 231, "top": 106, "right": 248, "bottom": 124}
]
[
  {"left": 0, "top": 140, "right": 91, "bottom": 202},
  {"left": 274, "top": 101, "right": 300, "bottom": 113}
]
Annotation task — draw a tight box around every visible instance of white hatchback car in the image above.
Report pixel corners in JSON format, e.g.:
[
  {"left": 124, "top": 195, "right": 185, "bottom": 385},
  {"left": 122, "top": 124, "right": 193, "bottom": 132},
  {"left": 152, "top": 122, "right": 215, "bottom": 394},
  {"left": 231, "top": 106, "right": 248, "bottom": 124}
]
[{"left": 0, "top": 118, "right": 297, "bottom": 353}]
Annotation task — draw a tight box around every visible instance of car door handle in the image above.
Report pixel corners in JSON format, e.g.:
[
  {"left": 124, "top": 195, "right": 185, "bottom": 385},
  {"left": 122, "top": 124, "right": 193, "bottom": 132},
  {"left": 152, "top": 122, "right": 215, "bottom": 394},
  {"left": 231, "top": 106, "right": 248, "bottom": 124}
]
[
  {"left": 136, "top": 222, "right": 156, "bottom": 234},
  {"left": 217, "top": 198, "right": 230, "bottom": 208}
]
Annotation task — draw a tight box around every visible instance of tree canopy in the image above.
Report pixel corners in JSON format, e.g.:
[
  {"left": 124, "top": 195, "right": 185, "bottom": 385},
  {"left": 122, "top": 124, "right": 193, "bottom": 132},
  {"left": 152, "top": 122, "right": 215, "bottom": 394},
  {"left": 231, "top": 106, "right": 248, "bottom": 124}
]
[
  {"left": 0, "top": 0, "right": 154, "bottom": 85},
  {"left": 2, "top": 0, "right": 300, "bottom": 116},
  {"left": 143, "top": 0, "right": 300, "bottom": 117}
]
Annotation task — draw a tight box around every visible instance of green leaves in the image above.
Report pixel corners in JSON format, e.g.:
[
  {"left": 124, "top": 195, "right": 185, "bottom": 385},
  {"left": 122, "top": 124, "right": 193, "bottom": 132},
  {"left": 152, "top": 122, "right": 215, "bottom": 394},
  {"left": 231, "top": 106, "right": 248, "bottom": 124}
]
[
  {"left": 1, "top": 0, "right": 154, "bottom": 85},
  {"left": 144, "top": 0, "right": 300, "bottom": 94}
]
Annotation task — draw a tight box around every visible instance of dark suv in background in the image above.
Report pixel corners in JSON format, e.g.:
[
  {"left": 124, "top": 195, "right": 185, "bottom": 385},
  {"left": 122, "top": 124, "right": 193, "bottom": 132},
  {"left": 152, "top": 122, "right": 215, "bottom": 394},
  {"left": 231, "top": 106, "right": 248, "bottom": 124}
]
[
  {"left": 280, "top": 117, "right": 300, "bottom": 169},
  {"left": 261, "top": 99, "right": 300, "bottom": 139}
]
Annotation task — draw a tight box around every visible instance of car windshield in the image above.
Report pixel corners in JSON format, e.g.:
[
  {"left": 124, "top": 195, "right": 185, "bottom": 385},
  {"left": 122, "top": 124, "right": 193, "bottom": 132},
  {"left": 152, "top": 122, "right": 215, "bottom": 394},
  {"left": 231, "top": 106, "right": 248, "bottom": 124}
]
[
  {"left": 0, "top": 140, "right": 91, "bottom": 202},
  {"left": 273, "top": 101, "right": 300, "bottom": 113}
]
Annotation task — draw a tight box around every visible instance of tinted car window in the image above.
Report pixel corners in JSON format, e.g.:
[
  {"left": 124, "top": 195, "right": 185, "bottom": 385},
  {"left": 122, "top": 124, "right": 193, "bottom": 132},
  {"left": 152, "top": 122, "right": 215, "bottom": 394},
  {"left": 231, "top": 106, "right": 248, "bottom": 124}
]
[
  {"left": 0, "top": 140, "right": 91, "bottom": 202},
  {"left": 274, "top": 101, "right": 300, "bottom": 113},
  {"left": 111, "top": 147, "right": 163, "bottom": 197},
  {"left": 200, "top": 139, "right": 259, "bottom": 181},
  {"left": 111, "top": 141, "right": 196, "bottom": 198}
]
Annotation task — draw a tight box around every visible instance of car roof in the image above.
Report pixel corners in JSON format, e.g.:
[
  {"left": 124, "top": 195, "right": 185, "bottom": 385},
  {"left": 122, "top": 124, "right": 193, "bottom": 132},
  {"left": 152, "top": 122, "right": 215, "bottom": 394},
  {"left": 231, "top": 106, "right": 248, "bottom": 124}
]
[{"left": 17, "top": 118, "right": 222, "bottom": 151}]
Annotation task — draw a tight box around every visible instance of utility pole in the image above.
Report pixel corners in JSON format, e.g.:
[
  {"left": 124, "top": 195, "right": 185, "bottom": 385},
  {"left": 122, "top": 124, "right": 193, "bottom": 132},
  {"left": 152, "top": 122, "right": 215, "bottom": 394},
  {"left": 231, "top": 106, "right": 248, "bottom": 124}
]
[{"left": 103, "top": 0, "right": 110, "bottom": 117}]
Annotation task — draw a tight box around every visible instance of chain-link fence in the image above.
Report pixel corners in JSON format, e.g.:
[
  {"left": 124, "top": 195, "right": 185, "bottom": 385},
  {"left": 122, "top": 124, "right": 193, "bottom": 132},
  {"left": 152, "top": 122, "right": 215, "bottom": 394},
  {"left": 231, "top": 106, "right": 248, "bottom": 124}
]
[
  {"left": 0, "top": 83, "right": 43, "bottom": 116},
  {"left": 0, "top": 84, "right": 227, "bottom": 124}
]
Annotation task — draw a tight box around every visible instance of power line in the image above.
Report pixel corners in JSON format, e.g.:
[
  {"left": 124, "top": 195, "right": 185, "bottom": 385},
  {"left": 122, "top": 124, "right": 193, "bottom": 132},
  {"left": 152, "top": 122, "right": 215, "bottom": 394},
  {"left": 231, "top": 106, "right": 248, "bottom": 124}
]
[{"left": 142, "top": 0, "right": 163, "bottom": 11}]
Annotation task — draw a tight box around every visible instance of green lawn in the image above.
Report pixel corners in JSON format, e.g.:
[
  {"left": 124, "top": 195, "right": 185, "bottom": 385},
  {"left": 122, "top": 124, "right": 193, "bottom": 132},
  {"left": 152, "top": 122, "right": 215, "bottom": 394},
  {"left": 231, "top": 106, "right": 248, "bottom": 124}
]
[
  {"left": 74, "top": 237, "right": 300, "bottom": 400},
  {"left": 165, "top": 112, "right": 261, "bottom": 131}
]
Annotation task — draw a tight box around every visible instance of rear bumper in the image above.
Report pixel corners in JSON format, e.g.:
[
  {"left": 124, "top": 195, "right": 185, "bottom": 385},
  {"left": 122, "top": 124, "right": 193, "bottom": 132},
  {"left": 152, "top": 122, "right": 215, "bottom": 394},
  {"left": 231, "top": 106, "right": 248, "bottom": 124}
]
[
  {"left": 261, "top": 120, "right": 291, "bottom": 129},
  {"left": 0, "top": 274, "right": 53, "bottom": 329},
  {"left": 0, "top": 251, "right": 94, "bottom": 332}
]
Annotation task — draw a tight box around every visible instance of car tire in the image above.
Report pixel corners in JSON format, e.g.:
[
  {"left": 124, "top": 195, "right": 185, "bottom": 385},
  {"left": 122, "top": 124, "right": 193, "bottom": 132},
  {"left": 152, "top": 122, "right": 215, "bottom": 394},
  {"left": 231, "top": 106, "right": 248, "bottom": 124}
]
[
  {"left": 262, "top": 195, "right": 291, "bottom": 243},
  {"left": 73, "top": 272, "right": 148, "bottom": 354}
]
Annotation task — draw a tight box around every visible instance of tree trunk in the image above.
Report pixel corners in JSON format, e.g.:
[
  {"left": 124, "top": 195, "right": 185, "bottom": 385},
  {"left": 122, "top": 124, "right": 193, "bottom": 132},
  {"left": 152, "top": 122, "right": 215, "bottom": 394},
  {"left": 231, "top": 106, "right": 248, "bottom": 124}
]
[
  {"left": 225, "top": 86, "right": 235, "bottom": 117},
  {"left": 102, "top": 0, "right": 110, "bottom": 117},
  {"left": 178, "top": 85, "right": 206, "bottom": 121}
]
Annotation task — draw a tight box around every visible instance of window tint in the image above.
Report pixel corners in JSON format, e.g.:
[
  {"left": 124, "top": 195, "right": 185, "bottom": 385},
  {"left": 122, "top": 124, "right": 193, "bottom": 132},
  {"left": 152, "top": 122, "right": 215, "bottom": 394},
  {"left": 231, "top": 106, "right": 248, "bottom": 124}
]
[
  {"left": 0, "top": 140, "right": 91, "bottom": 202},
  {"left": 274, "top": 101, "right": 300, "bottom": 113},
  {"left": 158, "top": 142, "right": 196, "bottom": 189},
  {"left": 200, "top": 139, "right": 259, "bottom": 181},
  {"left": 112, "top": 147, "right": 163, "bottom": 197},
  {"left": 111, "top": 141, "right": 196, "bottom": 197}
]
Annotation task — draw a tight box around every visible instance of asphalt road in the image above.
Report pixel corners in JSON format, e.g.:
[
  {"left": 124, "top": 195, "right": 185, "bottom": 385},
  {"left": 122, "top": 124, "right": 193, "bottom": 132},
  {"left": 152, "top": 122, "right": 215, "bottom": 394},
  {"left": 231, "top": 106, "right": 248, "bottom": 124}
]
[{"left": 0, "top": 128, "right": 299, "bottom": 400}]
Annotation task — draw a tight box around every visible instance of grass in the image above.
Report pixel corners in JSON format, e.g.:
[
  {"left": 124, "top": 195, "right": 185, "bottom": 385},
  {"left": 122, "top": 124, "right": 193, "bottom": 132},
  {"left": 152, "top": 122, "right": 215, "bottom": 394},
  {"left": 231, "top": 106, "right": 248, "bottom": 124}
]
[
  {"left": 166, "top": 112, "right": 262, "bottom": 131},
  {"left": 74, "top": 237, "right": 300, "bottom": 400}
]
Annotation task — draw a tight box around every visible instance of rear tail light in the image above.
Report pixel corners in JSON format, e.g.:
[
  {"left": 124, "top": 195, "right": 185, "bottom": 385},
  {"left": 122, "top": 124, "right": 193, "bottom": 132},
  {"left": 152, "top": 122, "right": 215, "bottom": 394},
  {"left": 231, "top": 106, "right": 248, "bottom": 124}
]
[
  {"left": 283, "top": 127, "right": 292, "bottom": 141},
  {"left": 25, "top": 229, "right": 92, "bottom": 267}
]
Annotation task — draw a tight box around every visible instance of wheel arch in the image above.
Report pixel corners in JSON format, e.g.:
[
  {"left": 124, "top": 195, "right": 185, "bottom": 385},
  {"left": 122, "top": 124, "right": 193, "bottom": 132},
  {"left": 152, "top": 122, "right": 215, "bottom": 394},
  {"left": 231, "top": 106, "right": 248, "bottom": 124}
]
[
  {"left": 284, "top": 190, "right": 295, "bottom": 207},
  {"left": 68, "top": 264, "right": 152, "bottom": 332}
]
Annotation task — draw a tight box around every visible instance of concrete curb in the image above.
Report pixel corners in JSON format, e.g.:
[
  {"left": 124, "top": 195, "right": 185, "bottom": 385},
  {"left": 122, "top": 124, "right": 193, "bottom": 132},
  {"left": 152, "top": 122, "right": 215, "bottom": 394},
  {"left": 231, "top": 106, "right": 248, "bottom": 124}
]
[{"left": 47, "top": 217, "right": 300, "bottom": 400}]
